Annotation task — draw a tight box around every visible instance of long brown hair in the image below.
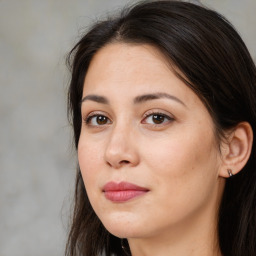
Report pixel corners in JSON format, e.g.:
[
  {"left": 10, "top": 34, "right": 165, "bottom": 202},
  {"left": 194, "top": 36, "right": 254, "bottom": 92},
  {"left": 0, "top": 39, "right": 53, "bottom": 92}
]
[{"left": 66, "top": 1, "right": 256, "bottom": 255}]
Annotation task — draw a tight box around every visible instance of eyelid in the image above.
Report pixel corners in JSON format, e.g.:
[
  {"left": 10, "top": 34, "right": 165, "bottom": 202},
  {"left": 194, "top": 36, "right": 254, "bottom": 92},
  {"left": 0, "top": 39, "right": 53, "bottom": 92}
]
[
  {"left": 83, "top": 111, "right": 112, "bottom": 126},
  {"left": 142, "top": 109, "right": 174, "bottom": 120},
  {"left": 141, "top": 110, "right": 175, "bottom": 127}
]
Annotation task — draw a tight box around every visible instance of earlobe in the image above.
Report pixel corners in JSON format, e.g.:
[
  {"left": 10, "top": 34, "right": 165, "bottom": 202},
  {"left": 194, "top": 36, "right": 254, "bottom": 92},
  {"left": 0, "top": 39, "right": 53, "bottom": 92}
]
[{"left": 219, "top": 122, "right": 253, "bottom": 178}]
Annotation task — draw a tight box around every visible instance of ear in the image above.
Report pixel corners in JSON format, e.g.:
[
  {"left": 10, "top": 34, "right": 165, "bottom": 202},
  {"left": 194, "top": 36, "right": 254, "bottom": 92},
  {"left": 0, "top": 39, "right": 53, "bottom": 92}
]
[{"left": 219, "top": 122, "right": 253, "bottom": 178}]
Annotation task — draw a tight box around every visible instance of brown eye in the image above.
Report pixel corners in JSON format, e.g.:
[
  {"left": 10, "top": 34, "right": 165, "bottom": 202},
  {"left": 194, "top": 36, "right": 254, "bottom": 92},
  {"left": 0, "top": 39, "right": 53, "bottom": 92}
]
[
  {"left": 96, "top": 115, "right": 108, "bottom": 125},
  {"left": 85, "top": 114, "right": 111, "bottom": 126},
  {"left": 142, "top": 112, "right": 173, "bottom": 125},
  {"left": 152, "top": 114, "right": 165, "bottom": 124}
]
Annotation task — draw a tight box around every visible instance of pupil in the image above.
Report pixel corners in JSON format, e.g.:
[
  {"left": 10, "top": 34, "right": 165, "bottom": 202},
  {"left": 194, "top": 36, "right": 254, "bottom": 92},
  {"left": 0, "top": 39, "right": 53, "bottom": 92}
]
[
  {"left": 153, "top": 114, "right": 164, "bottom": 124},
  {"left": 97, "top": 116, "right": 107, "bottom": 125}
]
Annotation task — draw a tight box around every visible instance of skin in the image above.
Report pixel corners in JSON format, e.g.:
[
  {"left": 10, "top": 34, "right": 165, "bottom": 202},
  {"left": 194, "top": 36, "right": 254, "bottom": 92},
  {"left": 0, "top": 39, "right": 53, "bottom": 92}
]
[{"left": 78, "top": 43, "right": 226, "bottom": 256}]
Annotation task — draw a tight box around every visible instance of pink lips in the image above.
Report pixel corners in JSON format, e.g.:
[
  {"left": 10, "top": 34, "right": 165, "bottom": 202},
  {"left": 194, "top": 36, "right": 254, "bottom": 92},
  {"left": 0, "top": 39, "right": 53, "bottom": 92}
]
[{"left": 103, "top": 182, "right": 149, "bottom": 202}]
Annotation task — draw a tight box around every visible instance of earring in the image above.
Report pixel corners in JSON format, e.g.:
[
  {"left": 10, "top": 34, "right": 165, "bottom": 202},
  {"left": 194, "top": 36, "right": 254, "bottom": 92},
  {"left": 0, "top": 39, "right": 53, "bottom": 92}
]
[{"left": 227, "top": 169, "right": 233, "bottom": 177}]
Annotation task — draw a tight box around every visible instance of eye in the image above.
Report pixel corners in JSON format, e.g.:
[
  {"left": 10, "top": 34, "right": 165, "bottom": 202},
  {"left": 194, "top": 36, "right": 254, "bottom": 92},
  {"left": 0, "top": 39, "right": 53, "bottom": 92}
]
[
  {"left": 85, "top": 114, "right": 111, "bottom": 126},
  {"left": 142, "top": 112, "right": 173, "bottom": 125}
]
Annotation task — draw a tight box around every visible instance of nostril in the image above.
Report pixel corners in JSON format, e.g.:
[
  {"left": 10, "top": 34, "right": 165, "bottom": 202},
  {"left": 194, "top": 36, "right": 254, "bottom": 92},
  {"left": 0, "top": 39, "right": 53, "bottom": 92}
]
[
  {"left": 120, "top": 160, "right": 130, "bottom": 164},
  {"left": 107, "top": 160, "right": 130, "bottom": 168}
]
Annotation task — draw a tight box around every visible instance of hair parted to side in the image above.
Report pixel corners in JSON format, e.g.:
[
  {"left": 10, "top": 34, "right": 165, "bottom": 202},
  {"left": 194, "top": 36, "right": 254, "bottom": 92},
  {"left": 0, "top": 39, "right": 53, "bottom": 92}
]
[{"left": 66, "top": 1, "right": 256, "bottom": 255}]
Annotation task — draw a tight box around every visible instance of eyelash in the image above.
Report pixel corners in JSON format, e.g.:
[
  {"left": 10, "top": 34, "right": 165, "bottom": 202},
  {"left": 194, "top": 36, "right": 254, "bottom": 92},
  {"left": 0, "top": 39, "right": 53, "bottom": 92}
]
[
  {"left": 142, "top": 111, "right": 174, "bottom": 126},
  {"left": 83, "top": 111, "right": 174, "bottom": 127},
  {"left": 84, "top": 112, "right": 112, "bottom": 127}
]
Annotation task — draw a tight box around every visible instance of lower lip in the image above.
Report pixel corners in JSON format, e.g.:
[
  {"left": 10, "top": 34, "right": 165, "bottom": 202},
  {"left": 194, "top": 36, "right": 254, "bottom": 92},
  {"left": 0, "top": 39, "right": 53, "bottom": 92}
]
[{"left": 104, "top": 190, "right": 148, "bottom": 202}]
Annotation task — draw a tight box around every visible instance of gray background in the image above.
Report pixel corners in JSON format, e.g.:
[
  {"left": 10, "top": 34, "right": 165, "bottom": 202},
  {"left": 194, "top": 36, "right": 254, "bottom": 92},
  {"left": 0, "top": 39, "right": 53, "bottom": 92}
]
[{"left": 0, "top": 0, "right": 255, "bottom": 255}]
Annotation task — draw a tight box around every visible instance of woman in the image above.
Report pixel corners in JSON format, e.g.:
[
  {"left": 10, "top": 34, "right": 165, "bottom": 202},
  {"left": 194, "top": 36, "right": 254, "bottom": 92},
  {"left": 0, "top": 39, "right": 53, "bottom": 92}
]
[{"left": 65, "top": 1, "right": 256, "bottom": 255}]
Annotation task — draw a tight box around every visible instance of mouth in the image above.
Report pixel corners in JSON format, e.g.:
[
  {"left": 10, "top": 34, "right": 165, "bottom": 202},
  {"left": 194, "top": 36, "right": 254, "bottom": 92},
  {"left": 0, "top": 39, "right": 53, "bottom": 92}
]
[{"left": 103, "top": 181, "right": 149, "bottom": 202}]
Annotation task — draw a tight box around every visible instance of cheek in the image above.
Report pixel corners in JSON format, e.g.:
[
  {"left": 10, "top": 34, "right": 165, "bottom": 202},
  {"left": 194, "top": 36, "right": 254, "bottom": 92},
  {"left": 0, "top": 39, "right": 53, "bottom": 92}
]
[
  {"left": 141, "top": 127, "right": 220, "bottom": 207},
  {"left": 78, "top": 138, "right": 103, "bottom": 188},
  {"left": 142, "top": 134, "right": 215, "bottom": 175},
  {"left": 145, "top": 122, "right": 218, "bottom": 172},
  {"left": 78, "top": 139, "right": 107, "bottom": 217}
]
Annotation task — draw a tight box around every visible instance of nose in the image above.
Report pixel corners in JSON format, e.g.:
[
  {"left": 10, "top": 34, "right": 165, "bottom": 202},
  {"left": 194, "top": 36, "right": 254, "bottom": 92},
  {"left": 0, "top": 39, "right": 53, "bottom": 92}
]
[{"left": 104, "top": 124, "right": 140, "bottom": 169}]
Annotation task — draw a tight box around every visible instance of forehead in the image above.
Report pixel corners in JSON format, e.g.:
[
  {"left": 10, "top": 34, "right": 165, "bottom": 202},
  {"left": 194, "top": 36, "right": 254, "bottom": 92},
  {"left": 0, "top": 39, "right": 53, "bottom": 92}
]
[
  {"left": 83, "top": 43, "right": 187, "bottom": 96},
  {"left": 86, "top": 43, "right": 171, "bottom": 81}
]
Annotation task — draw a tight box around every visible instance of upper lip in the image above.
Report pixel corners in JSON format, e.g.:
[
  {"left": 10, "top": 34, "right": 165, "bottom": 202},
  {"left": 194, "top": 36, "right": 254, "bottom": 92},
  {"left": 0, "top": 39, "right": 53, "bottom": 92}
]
[{"left": 103, "top": 181, "right": 149, "bottom": 192}]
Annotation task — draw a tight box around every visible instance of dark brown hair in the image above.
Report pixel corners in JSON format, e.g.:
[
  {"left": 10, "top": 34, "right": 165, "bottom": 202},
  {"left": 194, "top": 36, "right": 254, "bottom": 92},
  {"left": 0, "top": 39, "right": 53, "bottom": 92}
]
[{"left": 66, "top": 1, "right": 256, "bottom": 255}]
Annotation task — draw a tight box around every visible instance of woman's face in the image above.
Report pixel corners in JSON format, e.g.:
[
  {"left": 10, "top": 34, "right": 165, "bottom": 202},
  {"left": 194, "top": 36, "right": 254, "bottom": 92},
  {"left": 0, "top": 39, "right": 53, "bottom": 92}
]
[{"left": 78, "top": 43, "right": 224, "bottom": 239}]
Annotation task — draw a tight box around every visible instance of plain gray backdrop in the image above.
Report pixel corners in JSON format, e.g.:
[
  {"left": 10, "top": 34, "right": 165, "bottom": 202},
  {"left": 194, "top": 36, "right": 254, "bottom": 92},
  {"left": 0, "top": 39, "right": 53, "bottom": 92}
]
[{"left": 0, "top": 0, "right": 255, "bottom": 255}]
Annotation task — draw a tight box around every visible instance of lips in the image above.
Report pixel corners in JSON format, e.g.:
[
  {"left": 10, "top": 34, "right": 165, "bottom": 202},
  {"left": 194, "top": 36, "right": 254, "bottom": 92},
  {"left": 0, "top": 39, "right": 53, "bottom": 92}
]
[{"left": 103, "top": 181, "right": 149, "bottom": 202}]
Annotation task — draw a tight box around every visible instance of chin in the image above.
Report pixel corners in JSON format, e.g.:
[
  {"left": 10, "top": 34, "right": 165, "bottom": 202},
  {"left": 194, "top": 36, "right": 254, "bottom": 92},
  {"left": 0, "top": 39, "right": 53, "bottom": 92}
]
[
  {"left": 106, "top": 226, "right": 143, "bottom": 239},
  {"left": 100, "top": 212, "right": 145, "bottom": 238}
]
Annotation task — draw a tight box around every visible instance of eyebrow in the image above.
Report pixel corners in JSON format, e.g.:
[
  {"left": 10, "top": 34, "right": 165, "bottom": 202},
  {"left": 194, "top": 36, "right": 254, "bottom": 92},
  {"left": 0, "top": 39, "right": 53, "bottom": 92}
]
[
  {"left": 133, "top": 92, "right": 186, "bottom": 106},
  {"left": 81, "top": 92, "right": 186, "bottom": 107},
  {"left": 81, "top": 95, "right": 109, "bottom": 104}
]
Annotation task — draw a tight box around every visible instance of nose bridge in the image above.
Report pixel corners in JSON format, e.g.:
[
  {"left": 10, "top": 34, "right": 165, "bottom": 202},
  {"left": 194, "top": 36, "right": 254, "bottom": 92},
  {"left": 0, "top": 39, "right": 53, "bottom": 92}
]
[
  {"left": 104, "top": 117, "right": 139, "bottom": 168},
  {"left": 110, "top": 121, "right": 128, "bottom": 146}
]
